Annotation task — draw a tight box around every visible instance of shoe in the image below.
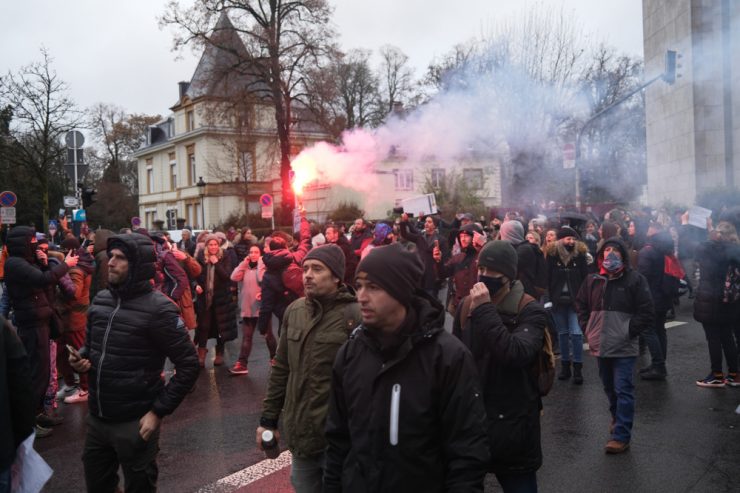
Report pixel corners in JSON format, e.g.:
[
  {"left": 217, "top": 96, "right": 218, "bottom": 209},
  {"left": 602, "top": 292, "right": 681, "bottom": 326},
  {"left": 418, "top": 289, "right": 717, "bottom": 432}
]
[
  {"left": 696, "top": 373, "right": 726, "bottom": 388},
  {"left": 214, "top": 346, "right": 224, "bottom": 366},
  {"left": 35, "top": 424, "right": 53, "bottom": 438},
  {"left": 229, "top": 362, "right": 248, "bottom": 375},
  {"left": 64, "top": 389, "right": 89, "bottom": 404},
  {"left": 640, "top": 368, "right": 667, "bottom": 381},
  {"left": 605, "top": 440, "right": 630, "bottom": 454},
  {"left": 558, "top": 361, "right": 571, "bottom": 381},
  {"left": 197, "top": 348, "right": 207, "bottom": 368},
  {"left": 572, "top": 362, "right": 583, "bottom": 385},
  {"left": 36, "top": 412, "right": 64, "bottom": 427},
  {"left": 638, "top": 367, "right": 651, "bottom": 374},
  {"left": 725, "top": 373, "right": 740, "bottom": 387},
  {"left": 56, "top": 384, "right": 78, "bottom": 400}
]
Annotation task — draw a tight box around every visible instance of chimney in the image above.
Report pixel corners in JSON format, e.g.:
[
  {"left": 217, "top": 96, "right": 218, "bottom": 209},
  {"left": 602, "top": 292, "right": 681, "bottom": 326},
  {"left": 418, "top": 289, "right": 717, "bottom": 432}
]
[{"left": 178, "top": 81, "right": 190, "bottom": 100}]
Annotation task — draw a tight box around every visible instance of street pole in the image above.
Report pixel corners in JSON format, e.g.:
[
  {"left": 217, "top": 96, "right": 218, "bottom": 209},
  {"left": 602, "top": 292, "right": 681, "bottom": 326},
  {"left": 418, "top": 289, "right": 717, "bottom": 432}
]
[
  {"left": 200, "top": 194, "right": 205, "bottom": 230},
  {"left": 73, "top": 131, "right": 80, "bottom": 205}
]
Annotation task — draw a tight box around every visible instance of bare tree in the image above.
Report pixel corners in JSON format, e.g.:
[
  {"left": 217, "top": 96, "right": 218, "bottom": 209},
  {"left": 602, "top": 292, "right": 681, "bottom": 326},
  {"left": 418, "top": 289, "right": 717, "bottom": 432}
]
[
  {"left": 0, "top": 49, "right": 81, "bottom": 228},
  {"left": 378, "top": 45, "right": 414, "bottom": 113},
  {"left": 160, "top": 0, "right": 336, "bottom": 211}
]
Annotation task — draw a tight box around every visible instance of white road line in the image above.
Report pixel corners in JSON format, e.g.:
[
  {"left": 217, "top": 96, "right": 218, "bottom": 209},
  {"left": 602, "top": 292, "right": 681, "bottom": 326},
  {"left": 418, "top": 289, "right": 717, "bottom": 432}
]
[
  {"left": 196, "top": 451, "right": 292, "bottom": 493},
  {"left": 665, "top": 321, "right": 687, "bottom": 328}
]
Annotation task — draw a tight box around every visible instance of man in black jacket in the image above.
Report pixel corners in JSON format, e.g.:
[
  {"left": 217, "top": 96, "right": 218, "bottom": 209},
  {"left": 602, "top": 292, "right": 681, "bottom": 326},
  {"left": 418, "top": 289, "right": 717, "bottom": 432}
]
[
  {"left": 453, "top": 240, "right": 547, "bottom": 492},
  {"left": 69, "top": 233, "right": 198, "bottom": 492},
  {"left": 399, "top": 213, "right": 450, "bottom": 299},
  {"left": 325, "top": 243, "right": 489, "bottom": 492}
]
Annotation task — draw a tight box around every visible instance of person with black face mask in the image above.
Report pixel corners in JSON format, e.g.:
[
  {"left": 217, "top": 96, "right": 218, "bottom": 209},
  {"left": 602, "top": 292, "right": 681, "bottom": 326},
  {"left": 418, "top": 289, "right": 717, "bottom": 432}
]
[
  {"left": 545, "top": 226, "right": 589, "bottom": 384},
  {"left": 452, "top": 240, "right": 548, "bottom": 493}
]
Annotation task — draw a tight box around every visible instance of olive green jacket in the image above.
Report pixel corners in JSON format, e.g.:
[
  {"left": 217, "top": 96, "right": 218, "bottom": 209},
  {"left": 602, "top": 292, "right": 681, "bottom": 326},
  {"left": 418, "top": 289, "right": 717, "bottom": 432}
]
[{"left": 261, "top": 286, "right": 360, "bottom": 457}]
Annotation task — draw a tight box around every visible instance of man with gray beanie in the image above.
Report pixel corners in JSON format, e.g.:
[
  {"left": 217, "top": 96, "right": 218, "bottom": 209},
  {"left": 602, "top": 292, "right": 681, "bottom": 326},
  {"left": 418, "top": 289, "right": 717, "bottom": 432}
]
[
  {"left": 324, "top": 242, "right": 489, "bottom": 492},
  {"left": 257, "top": 244, "right": 360, "bottom": 493},
  {"left": 453, "top": 240, "right": 547, "bottom": 493}
]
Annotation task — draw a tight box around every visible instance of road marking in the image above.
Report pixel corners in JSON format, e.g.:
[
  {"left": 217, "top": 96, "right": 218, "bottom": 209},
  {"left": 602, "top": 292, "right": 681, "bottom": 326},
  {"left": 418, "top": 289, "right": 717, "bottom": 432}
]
[
  {"left": 665, "top": 321, "right": 687, "bottom": 329},
  {"left": 196, "top": 451, "right": 292, "bottom": 493}
]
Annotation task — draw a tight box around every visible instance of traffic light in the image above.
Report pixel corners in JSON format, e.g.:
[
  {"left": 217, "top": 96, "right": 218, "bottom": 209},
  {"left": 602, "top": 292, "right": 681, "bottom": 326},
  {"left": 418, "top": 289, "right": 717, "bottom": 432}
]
[
  {"left": 81, "top": 188, "right": 97, "bottom": 208},
  {"left": 663, "top": 50, "right": 681, "bottom": 85}
]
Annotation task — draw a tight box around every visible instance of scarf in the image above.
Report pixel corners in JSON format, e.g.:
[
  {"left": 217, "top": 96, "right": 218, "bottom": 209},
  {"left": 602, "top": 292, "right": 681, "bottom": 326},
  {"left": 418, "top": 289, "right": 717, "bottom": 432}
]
[
  {"left": 556, "top": 241, "right": 576, "bottom": 266},
  {"left": 205, "top": 263, "right": 215, "bottom": 310}
]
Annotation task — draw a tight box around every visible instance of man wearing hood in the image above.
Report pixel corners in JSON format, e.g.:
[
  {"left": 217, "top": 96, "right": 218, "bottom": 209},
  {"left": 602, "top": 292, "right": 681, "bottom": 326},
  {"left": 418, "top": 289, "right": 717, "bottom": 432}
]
[
  {"left": 257, "top": 244, "right": 360, "bottom": 493},
  {"left": 324, "top": 242, "right": 489, "bottom": 492},
  {"left": 3, "top": 226, "right": 77, "bottom": 433},
  {"left": 500, "top": 220, "right": 547, "bottom": 299},
  {"left": 575, "top": 237, "right": 654, "bottom": 454},
  {"left": 637, "top": 229, "right": 678, "bottom": 380},
  {"left": 69, "top": 233, "right": 198, "bottom": 491},
  {"left": 435, "top": 223, "right": 486, "bottom": 314},
  {"left": 399, "top": 213, "right": 450, "bottom": 299}
]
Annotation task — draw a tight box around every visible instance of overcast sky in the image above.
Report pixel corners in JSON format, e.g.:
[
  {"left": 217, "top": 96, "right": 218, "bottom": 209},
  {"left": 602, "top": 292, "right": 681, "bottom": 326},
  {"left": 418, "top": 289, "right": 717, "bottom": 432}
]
[{"left": 1, "top": 0, "right": 643, "bottom": 118}]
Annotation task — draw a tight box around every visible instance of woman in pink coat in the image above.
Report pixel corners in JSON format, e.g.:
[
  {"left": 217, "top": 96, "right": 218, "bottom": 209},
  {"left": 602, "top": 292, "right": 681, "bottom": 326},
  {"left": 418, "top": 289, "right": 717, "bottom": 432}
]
[{"left": 228, "top": 244, "right": 276, "bottom": 375}]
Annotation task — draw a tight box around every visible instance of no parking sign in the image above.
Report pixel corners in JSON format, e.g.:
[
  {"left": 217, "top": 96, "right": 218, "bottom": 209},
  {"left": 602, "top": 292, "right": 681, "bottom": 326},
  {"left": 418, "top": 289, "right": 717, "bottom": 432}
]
[{"left": 260, "top": 194, "right": 273, "bottom": 219}]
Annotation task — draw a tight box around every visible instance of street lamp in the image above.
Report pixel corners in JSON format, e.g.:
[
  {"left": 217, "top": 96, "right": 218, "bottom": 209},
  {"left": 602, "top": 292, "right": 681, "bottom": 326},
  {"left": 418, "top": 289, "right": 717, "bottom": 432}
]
[{"left": 196, "top": 176, "right": 206, "bottom": 229}]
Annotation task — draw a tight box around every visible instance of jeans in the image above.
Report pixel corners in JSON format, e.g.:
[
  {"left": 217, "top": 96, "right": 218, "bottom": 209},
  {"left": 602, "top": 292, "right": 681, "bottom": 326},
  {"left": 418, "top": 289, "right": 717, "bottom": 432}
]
[
  {"left": 680, "top": 258, "right": 697, "bottom": 293},
  {"left": 495, "top": 471, "right": 538, "bottom": 493},
  {"left": 702, "top": 324, "right": 738, "bottom": 374},
  {"left": 290, "top": 453, "right": 325, "bottom": 493},
  {"left": 82, "top": 414, "right": 160, "bottom": 493},
  {"left": 598, "top": 357, "right": 636, "bottom": 443},
  {"left": 237, "top": 317, "right": 277, "bottom": 365},
  {"left": 553, "top": 305, "right": 583, "bottom": 363},
  {"left": 643, "top": 309, "right": 667, "bottom": 369}
]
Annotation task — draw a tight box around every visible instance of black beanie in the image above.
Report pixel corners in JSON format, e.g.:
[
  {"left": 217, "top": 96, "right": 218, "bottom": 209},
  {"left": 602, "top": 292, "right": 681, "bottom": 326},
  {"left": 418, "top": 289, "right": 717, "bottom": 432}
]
[
  {"left": 303, "top": 244, "right": 346, "bottom": 283},
  {"left": 477, "top": 240, "right": 517, "bottom": 280},
  {"left": 61, "top": 237, "right": 81, "bottom": 251},
  {"left": 355, "top": 242, "right": 423, "bottom": 306},
  {"left": 557, "top": 226, "right": 580, "bottom": 240}
]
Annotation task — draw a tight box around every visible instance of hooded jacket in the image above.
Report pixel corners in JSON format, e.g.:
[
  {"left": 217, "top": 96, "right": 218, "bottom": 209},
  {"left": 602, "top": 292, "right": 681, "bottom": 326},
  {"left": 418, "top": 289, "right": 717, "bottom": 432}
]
[
  {"left": 637, "top": 231, "right": 675, "bottom": 313},
  {"left": 3, "top": 226, "right": 69, "bottom": 327},
  {"left": 437, "top": 244, "right": 479, "bottom": 313},
  {"left": 82, "top": 233, "right": 198, "bottom": 422},
  {"left": 61, "top": 248, "right": 95, "bottom": 332},
  {"left": 545, "top": 240, "right": 589, "bottom": 306},
  {"left": 261, "top": 285, "right": 360, "bottom": 458},
  {"left": 692, "top": 238, "right": 740, "bottom": 325},
  {"left": 453, "top": 281, "right": 546, "bottom": 475},
  {"left": 575, "top": 238, "right": 654, "bottom": 358},
  {"left": 399, "top": 220, "right": 450, "bottom": 291},
  {"left": 325, "top": 293, "right": 489, "bottom": 492}
]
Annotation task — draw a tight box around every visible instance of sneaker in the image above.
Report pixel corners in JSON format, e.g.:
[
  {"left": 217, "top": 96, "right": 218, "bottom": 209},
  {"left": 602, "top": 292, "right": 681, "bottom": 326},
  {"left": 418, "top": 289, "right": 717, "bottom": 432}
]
[
  {"left": 228, "top": 362, "right": 248, "bottom": 375},
  {"left": 696, "top": 373, "right": 726, "bottom": 388},
  {"left": 725, "top": 373, "right": 740, "bottom": 387},
  {"left": 605, "top": 440, "right": 630, "bottom": 454},
  {"left": 36, "top": 412, "right": 64, "bottom": 427},
  {"left": 35, "top": 424, "right": 53, "bottom": 438},
  {"left": 640, "top": 368, "right": 667, "bottom": 381},
  {"left": 64, "top": 389, "right": 89, "bottom": 404},
  {"left": 56, "top": 384, "right": 78, "bottom": 400}
]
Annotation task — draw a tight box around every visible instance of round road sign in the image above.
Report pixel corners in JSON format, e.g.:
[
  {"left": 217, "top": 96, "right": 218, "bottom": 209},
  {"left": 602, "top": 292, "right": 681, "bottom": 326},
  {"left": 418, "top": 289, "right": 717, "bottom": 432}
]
[
  {"left": 260, "top": 194, "right": 273, "bottom": 207},
  {"left": 65, "top": 130, "right": 85, "bottom": 148},
  {"left": 131, "top": 216, "right": 142, "bottom": 228},
  {"left": 0, "top": 191, "right": 18, "bottom": 207}
]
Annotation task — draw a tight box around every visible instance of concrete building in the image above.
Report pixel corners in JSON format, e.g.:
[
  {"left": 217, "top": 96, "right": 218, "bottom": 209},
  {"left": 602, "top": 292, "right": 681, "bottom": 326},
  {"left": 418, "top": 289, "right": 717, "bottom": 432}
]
[{"left": 643, "top": 0, "right": 739, "bottom": 205}]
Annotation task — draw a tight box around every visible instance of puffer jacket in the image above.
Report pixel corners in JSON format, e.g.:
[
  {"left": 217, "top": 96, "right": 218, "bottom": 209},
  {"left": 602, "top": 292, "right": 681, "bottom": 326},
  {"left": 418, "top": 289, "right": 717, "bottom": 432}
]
[
  {"left": 324, "top": 293, "right": 489, "bottom": 493},
  {"left": 453, "top": 281, "right": 546, "bottom": 475},
  {"left": 692, "top": 239, "right": 740, "bottom": 325},
  {"left": 545, "top": 241, "right": 589, "bottom": 306},
  {"left": 82, "top": 233, "right": 198, "bottom": 422},
  {"left": 637, "top": 231, "right": 675, "bottom": 313},
  {"left": 575, "top": 238, "right": 654, "bottom": 358},
  {"left": 3, "top": 226, "right": 69, "bottom": 327},
  {"left": 260, "top": 286, "right": 360, "bottom": 458}
]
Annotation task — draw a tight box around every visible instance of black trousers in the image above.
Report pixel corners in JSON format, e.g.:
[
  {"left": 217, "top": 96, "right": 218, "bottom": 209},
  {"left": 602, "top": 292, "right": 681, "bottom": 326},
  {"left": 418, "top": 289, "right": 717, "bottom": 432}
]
[
  {"left": 82, "top": 414, "right": 160, "bottom": 493},
  {"left": 17, "top": 322, "right": 49, "bottom": 413}
]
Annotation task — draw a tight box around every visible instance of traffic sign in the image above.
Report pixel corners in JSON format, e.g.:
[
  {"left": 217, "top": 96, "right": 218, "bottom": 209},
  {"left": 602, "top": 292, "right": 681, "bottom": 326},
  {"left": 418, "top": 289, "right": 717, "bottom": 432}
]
[
  {"left": 563, "top": 143, "right": 576, "bottom": 169},
  {"left": 65, "top": 130, "right": 85, "bottom": 148},
  {"left": 260, "top": 194, "right": 273, "bottom": 206},
  {"left": 260, "top": 194, "right": 274, "bottom": 219},
  {"left": 131, "top": 216, "right": 142, "bottom": 228},
  {"left": 0, "top": 191, "right": 18, "bottom": 207},
  {"left": 0, "top": 207, "right": 16, "bottom": 224},
  {"left": 73, "top": 209, "right": 86, "bottom": 222},
  {"left": 64, "top": 196, "right": 79, "bottom": 208}
]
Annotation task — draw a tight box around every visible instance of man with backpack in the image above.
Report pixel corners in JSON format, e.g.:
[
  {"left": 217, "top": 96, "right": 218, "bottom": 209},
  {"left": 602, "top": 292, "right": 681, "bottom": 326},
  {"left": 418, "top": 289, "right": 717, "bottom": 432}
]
[
  {"left": 256, "top": 211, "right": 311, "bottom": 337},
  {"left": 453, "top": 240, "right": 548, "bottom": 493}
]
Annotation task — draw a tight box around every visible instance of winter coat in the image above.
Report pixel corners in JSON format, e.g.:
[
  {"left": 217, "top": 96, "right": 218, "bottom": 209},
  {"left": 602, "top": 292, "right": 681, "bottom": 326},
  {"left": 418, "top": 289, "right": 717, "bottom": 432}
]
[
  {"left": 3, "top": 226, "right": 69, "bottom": 328},
  {"left": 62, "top": 249, "right": 94, "bottom": 332},
  {"left": 0, "top": 316, "right": 34, "bottom": 472},
  {"left": 195, "top": 252, "right": 238, "bottom": 342},
  {"left": 437, "top": 247, "right": 479, "bottom": 313},
  {"left": 453, "top": 281, "right": 546, "bottom": 475},
  {"left": 515, "top": 241, "right": 547, "bottom": 298},
  {"left": 545, "top": 241, "right": 589, "bottom": 306},
  {"left": 82, "top": 233, "right": 198, "bottom": 422},
  {"left": 399, "top": 221, "right": 450, "bottom": 291},
  {"left": 260, "top": 286, "right": 360, "bottom": 458},
  {"left": 333, "top": 234, "right": 357, "bottom": 285},
  {"left": 637, "top": 231, "right": 675, "bottom": 313},
  {"left": 231, "top": 257, "right": 264, "bottom": 318},
  {"left": 677, "top": 224, "right": 704, "bottom": 261},
  {"left": 692, "top": 239, "right": 740, "bottom": 325},
  {"left": 154, "top": 247, "right": 189, "bottom": 302},
  {"left": 177, "top": 254, "right": 201, "bottom": 330},
  {"left": 91, "top": 229, "right": 114, "bottom": 299},
  {"left": 324, "top": 292, "right": 489, "bottom": 493},
  {"left": 178, "top": 237, "right": 196, "bottom": 257},
  {"left": 575, "top": 238, "right": 655, "bottom": 358},
  {"left": 350, "top": 228, "right": 372, "bottom": 257}
]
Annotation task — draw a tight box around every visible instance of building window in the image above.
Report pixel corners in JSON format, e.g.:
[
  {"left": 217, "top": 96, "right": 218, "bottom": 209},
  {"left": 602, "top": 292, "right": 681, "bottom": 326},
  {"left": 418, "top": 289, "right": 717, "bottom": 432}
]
[
  {"left": 167, "top": 118, "right": 174, "bottom": 138},
  {"left": 146, "top": 159, "right": 154, "bottom": 194},
  {"left": 394, "top": 169, "right": 414, "bottom": 191},
  {"left": 195, "top": 203, "right": 202, "bottom": 229},
  {"left": 463, "top": 168, "right": 484, "bottom": 190},
  {"left": 186, "top": 145, "right": 196, "bottom": 185},
  {"left": 166, "top": 208, "right": 178, "bottom": 230},
  {"left": 169, "top": 153, "right": 177, "bottom": 190},
  {"left": 145, "top": 210, "right": 157, "bottom": 229},
  {"left": 186, "top": 110, "right": 195, "bottom": 132},
  {"left": 430, "top": 168, "right": 445, "bottom": 188}
]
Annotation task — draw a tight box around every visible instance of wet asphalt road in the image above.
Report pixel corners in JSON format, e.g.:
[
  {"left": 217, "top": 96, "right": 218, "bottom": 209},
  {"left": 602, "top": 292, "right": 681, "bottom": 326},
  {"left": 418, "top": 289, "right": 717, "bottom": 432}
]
[{"left": 36, "top": 300, "right": 740, "bottom": 492}]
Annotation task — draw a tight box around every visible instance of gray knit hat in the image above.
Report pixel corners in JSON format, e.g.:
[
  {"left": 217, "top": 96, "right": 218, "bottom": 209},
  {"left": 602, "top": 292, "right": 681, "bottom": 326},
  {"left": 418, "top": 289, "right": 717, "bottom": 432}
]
[
  {"left": 303, "top": 244, "right": 346, "bottom": 283},
  {"left": 477, "top": 240, "right": 518, "bottom": 280}
]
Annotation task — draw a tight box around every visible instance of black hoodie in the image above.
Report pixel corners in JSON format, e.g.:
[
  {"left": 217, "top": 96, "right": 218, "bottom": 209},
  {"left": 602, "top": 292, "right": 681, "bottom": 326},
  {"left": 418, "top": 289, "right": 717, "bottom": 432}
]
[{"left": 637, "top": 231, "right": 675, "bottom": 312}]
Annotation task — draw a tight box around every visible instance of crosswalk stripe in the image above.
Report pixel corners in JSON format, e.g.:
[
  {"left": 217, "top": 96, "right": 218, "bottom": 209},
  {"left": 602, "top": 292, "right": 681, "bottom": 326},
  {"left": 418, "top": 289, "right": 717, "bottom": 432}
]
[{"left": 196, "top": 451, "right": 292, "bottom": 493}]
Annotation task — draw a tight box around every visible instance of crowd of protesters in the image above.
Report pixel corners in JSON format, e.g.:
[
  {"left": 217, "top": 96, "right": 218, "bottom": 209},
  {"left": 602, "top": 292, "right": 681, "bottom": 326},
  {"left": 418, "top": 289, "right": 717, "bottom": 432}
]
[{"left": 1, "top": 201, "right": 740, "bottom": 492}]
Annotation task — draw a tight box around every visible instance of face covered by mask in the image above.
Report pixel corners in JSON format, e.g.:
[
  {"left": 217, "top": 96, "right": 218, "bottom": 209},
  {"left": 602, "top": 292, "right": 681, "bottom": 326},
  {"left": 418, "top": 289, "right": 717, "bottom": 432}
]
[
  {"left": 479, "top": 274, "right": 507, "bottom": 297},
  {"left": 564, "top": 243, "right": 575, "bottom": 252},
  {"left": 602, "top": 251, "right": 624, "bottom": 273}
]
